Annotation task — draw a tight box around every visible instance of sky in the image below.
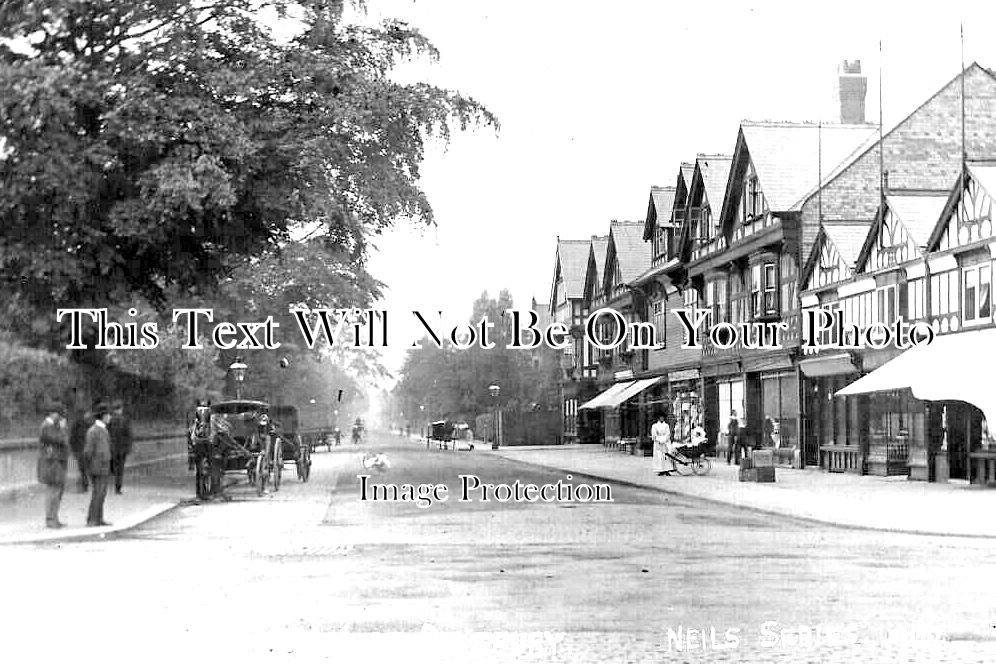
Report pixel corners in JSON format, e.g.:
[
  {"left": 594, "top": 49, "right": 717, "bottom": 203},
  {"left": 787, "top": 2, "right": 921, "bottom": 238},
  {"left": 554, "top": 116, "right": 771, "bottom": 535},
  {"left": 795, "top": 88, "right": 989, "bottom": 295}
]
[{"left": 351, "top": 0, "right": 996, "bottom": 381}]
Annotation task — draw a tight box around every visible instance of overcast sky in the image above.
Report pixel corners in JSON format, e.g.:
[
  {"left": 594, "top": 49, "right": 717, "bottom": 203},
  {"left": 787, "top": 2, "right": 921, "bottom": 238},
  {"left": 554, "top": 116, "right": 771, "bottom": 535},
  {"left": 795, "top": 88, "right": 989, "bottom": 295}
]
[{"left": 358, "top": 0, "right": 996, "bottom": 379}]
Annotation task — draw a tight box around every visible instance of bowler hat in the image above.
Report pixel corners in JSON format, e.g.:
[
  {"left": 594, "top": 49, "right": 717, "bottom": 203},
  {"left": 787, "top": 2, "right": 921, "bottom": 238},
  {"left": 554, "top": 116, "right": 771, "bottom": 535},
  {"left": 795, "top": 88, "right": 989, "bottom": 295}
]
[{"left": 92, "top": 402, "right": 110, "bottom": 418}]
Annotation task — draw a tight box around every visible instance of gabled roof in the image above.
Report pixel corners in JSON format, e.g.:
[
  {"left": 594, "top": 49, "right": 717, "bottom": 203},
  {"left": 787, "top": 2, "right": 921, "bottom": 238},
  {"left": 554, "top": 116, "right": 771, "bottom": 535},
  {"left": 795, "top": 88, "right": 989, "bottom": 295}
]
[
  {"left": 607, "top": 221, "right": 651, "bottom": 286},
  {"left": 968, "top": 164, "right": 996, "bottom": 203},
  {"left": 928, "top": 162, "right": 996, "bottom": 250},
  {"left": 553, "top": 239, "right": 591, "bottom": 300},
  {"left": 822, "top": 222, "right": 868, "bottom": 267},
  {"left": 591, "top": 235, "right": 609, "bottom": 285},
  {"left": 885, "top": 193, "right": 948, "bottom": 246},
  {"left": 739, "top": 121, "right": 879, "bottom": 212},
  {"left": 680, "top": 163, "right": 695, "bottom": 192},
  {"left": 853, "top": 192, "right": 947, "bottom": 272},
  {"left": 643, "top": 185, "right": 677, "bottom": 240},
  {"left": 695, "top": 154, "right": 734, "bottom": 211}
]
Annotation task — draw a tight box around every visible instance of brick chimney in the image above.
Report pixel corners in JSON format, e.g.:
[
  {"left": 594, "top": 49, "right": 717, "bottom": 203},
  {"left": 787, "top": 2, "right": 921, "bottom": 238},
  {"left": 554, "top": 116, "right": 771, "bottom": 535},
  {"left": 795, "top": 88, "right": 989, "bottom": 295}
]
[{"left": 838, "top": 60, "right": 867, "bottom": 124}]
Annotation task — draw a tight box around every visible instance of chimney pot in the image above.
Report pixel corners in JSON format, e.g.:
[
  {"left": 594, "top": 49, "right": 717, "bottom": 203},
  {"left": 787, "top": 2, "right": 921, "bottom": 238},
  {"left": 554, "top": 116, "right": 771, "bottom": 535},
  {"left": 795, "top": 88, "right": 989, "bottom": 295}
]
[{"left": 838, "top": 59, "right": 867, "bottom": 124}]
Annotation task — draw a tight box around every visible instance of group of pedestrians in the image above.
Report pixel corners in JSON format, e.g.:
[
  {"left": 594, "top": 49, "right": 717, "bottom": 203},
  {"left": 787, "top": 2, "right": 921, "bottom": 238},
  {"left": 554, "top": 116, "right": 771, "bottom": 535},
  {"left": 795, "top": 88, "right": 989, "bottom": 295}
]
[{"left": 36, "top": 400, "right": 133, "bottom": 529}]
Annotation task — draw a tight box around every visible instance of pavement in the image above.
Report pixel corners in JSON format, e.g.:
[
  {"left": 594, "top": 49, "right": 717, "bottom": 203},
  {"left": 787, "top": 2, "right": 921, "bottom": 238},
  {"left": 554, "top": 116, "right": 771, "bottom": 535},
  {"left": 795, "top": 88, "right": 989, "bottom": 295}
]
[
  {"left": 472, "top": 442, "right": 996, "bottom": 538},
  {"left": 0, "top": 454, "right": 191, "bottom": 545}
]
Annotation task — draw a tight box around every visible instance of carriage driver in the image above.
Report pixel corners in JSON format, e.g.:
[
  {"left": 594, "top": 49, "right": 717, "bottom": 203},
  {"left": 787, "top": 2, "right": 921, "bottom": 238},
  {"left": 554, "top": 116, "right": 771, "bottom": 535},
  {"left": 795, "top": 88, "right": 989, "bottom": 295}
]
[{"left": 207, "top": 411, "right": 241, "bottom": 499}]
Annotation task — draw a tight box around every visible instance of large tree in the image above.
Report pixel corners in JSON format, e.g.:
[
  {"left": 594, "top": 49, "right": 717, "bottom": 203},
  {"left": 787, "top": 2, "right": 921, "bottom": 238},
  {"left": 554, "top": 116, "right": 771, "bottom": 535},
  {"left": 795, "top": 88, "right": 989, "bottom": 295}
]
[{"left": 0, "top": 0, "right": 496, "bottom": 345}]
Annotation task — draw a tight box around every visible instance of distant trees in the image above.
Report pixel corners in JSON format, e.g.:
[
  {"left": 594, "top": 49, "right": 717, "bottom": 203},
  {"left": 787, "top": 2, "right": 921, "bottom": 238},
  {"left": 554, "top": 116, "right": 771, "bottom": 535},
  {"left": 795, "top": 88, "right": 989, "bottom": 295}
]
[{"left": 393, "top": 290, "right": 561, "bottom": 426}]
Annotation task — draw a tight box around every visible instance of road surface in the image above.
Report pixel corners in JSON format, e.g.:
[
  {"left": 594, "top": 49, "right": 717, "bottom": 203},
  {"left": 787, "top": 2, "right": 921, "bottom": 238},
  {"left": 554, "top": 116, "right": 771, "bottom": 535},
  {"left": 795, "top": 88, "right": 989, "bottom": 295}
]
[{"left": 3, "top": 432, "right": 995, "bottom": 663}]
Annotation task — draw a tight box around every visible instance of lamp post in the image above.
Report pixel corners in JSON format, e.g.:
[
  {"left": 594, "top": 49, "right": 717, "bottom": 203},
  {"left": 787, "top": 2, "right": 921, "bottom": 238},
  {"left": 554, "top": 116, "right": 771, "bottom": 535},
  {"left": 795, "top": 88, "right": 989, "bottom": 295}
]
[
  {"left": 489, "top": 383, "right": 501, "bottom": 450},
  {"left": 229, "top": 356, "right": 248, "bottom": 400}
]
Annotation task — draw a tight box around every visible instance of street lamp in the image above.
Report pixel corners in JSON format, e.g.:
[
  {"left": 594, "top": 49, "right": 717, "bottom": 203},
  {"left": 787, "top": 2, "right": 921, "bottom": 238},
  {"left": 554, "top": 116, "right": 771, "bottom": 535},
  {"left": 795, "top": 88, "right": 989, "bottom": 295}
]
[
  {"left": 489, "top": 383, "right": 501, "bottom": 449},
  {"left": 229, "top": 356, "right": 248, "bottom": 400}
]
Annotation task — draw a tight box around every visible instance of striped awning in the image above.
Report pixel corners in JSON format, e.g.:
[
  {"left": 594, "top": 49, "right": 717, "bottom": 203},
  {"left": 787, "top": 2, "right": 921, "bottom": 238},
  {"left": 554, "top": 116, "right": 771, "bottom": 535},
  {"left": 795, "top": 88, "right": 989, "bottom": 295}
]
[{"left": 579, "top": 381, "right": 635, "bottom": 410}]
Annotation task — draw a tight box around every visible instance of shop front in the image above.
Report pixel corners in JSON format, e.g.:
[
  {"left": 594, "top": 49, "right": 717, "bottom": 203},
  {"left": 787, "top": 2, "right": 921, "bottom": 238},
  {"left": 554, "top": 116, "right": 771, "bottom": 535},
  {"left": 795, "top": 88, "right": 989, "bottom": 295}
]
[
  {"left": 759, "top": 370, "right": 800, "bottom": 466},
  {"left": 836, "top": 328, "right": 996, "bottom": 483},
  {"left": 705, "top": 365, "right": 743, "bottom": 459},
  {"left": 667, "top": 368, "right": 702, "bottom": 448},
  {"left": 580, "top": 377, "right": 664, "bottom": 451},
  {"left": 799, "top": 353, "right": 861, "bottom": 470}
]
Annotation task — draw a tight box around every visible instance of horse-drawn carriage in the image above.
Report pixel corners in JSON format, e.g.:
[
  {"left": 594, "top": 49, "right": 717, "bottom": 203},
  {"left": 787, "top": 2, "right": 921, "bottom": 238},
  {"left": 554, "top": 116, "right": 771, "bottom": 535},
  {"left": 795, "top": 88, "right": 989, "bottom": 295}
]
[
  {"left": 269, "top": 404, "right": 312, "bottom": 488},
  {"left": 188, "top": 399, "right": 310, "bottom": 499}
]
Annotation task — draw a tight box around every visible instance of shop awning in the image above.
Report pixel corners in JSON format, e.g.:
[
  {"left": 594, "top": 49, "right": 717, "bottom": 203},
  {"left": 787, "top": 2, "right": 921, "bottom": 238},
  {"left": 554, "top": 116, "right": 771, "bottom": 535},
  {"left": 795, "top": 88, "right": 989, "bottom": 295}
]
[
  {"left": 799, "top": 353, "right": 859, "bottom": 378},
  {"left": 743, "top": 353, "right": 794, "bottom": 373},
  {"left": 579, "top": 381, "right": 635, "bottom": 410},
  {"left": 835, "top": 328, "right": 996, "bottom": 425},
  {"left": 603, "top": 376, "right": 666, "bottom": 407}
]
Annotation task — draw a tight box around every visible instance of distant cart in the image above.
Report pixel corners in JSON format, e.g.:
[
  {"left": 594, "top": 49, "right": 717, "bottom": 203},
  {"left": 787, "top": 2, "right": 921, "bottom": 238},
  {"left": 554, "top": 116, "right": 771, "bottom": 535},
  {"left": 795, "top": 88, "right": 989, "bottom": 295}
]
[
  {"left": 427, "top": 420, "right": 474, "bottom": 451},
  {"left": 269, "top": 404, "right": 312, "bottom": 488}
]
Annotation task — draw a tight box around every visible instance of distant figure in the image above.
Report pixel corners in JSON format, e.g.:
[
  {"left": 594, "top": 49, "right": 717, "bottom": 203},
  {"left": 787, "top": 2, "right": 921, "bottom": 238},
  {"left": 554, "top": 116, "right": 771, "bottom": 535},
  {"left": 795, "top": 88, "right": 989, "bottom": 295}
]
[
  {"left": 690, "top": 419, "right": 707, "bottom": 447},
  {"left": 726, "top": 410, "right": 741, "bottom": 465},
  {"left": 37, "top": 401, "right": 70, "bottom": 528},
  {"left": 108, "top": 400, "right": 133, "bottom": 494},
  {"left": 84, "top": 404, "right": 113, "bottom": 527},
  {"left": 761, "top": 417, "right": 775, "bottom": 449},
  {"left": 651, "top": 413, "right": 675, "bottom": 476}
]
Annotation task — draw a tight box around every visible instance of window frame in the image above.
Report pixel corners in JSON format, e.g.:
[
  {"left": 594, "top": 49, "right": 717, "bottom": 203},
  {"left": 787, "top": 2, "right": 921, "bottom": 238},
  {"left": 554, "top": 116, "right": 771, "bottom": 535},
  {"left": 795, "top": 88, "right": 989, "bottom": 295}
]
[{"left": 963, "top": 263, "right": 992, "bottom": 324}]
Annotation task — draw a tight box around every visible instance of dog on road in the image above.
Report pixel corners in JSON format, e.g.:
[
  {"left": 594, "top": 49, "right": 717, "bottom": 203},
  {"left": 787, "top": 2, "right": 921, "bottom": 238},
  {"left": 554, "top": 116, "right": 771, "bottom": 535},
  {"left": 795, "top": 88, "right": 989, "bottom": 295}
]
[{"left": 360, "top": 452, "right": 391, "bottom": 473}]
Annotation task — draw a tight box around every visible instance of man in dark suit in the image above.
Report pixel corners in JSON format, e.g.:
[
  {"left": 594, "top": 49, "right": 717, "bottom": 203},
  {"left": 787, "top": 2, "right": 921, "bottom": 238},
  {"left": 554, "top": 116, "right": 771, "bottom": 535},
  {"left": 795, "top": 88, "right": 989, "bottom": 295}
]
[
  {"left": 69, "top": 409, "right": 92, "bottom": 492},
  {"left": 84, "top": 404, "right": 113, "bottom": 527},
  {"left": 38, "top": 401, "right": 70, "bottom": 528},
  {"left": 108, "top": 400, "right": 133, "bottom": 494}
]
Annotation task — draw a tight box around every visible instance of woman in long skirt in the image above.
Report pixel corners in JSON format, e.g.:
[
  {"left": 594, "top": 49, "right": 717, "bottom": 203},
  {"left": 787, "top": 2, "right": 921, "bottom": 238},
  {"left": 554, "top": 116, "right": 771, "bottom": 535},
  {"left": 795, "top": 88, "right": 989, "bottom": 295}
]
[{"left": 651, "top": 413, "right": 676, "bottom": 476}]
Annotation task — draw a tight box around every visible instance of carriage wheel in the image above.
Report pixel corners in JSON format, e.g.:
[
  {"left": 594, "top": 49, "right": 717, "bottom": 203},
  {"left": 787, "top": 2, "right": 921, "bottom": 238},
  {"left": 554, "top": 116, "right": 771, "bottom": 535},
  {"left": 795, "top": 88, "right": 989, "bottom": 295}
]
[
  {"left": 255, "top": 454, "right": 266, "bottom": 496},
  {"left": 692, "top": 456, "right": 712, "bottom": 476},
  {"left": 273, "top": 437, "right": 283, "bottom": 492},
  {"left": 195, "top": 456, "right": 211, "bottom": 499}
]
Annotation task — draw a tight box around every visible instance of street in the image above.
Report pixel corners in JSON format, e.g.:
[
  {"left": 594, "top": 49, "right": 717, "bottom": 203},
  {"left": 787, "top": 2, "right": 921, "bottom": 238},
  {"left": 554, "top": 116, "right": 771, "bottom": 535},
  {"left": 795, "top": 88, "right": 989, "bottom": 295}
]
[{"left": 3, "top": 431, "right": 996, "bottom": 663}]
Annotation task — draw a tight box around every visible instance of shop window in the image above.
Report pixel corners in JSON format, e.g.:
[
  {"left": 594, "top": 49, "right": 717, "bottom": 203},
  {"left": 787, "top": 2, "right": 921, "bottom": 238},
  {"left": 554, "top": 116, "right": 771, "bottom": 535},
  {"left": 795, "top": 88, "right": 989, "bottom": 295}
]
[
  {"left": 761, "top": 373, "right": 798, "bottom": 449},
  {"left": 718, "top": 380, "right": 745, "bottom": 439},
  {"left": 866, "top": 390, "right": 922, "bottom": 449},
  {"left": 964, "top": 263, "right": 992, "bottom": 323}
]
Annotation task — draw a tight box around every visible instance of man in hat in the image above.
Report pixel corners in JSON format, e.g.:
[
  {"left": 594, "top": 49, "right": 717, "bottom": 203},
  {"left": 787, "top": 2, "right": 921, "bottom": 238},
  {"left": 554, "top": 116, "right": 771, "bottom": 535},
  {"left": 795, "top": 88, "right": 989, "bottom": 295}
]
[
  {"left": 37, "top": 401, "right": 70, "bottom": 528},
  {"left": 84, "top": 403, "right": 113, "bottom": 527},
  {"left": 69, "top": 408, "right": 92, "bottom": 492},
  {"left": 108, "top": 400, "right": 133, "bottom": 494}
]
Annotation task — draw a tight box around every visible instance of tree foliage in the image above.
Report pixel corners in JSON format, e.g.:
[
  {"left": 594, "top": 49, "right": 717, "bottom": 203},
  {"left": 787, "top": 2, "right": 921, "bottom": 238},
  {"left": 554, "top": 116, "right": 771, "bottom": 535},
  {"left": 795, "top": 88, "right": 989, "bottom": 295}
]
[{"left": 0, "top": 0, "right": 497, "bottom": 343}]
